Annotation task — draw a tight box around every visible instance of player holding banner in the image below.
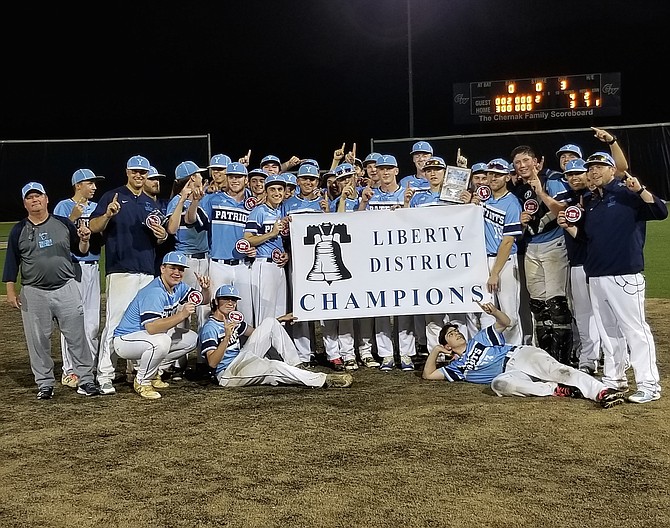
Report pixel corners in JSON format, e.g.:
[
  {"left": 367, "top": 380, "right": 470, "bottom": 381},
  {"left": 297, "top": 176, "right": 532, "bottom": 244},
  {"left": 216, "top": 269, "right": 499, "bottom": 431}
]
[{"left": 113, "top": 251, "right": 211, "bottom": 399}]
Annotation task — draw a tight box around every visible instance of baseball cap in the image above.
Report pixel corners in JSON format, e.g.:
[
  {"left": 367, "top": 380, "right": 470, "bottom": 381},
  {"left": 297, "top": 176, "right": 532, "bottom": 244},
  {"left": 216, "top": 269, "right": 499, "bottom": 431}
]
[
  {"left": 215, "top": 284, "right": 242, "bottom": 300},
  {"left": 564, "top": 159, "right": 587, "bottom": 174},
  {"left": 162, "top": 251, "right": 189, "bottom": 268},
  {"left": 175, "top": 161, "right": 207, "bottom": 181},
  {"left": 556, "top": 144, "right": 583, "bottom": 159},
  {"left": 301, "top": 159, "right": 320, "bottom": 169},
  {"left": 334, "top": 163, "right": 356, "bottom": 180},
  {"left": 71, "top": 168, "right": 105, "bottom": 185},
  {"left": 297, "top": 164, "right": 320, "bottom": 179},
  {"left": 421, "top": 156, "right": 446, "bottom": 171},
  {"left": 486, "top": 158, "right": 510, "bottom": 174},
  {"left": 376, "top": 155, "right": 398, "bottom": 168},
  {"left": 264, "top": 173, "right": 287, "bottom": 188},
  {"left": 227, "top": 162, "right": 248, "bottom": 176},
  {"left": 471, "top": 162, "right": 488, "bottom": 174},
  {"left": 248, "top": 168, "right": 269, "bottom": 179},
  {"left": 363, "top": 152, "right": 382, "bottom": 166},
  {"left": 260, "top": 154, "right": 281, "bottom": 167},
  {"left": 279, "top": 172, "right": 297, "bottom": 186},
  {"left": 127, "top": 155, "right": 151, "bottom": 171},
  {"left": 209, "top": 154, "right": 232, "bottom": 169},
  {"left": 21, "top": 182, "right": 46, "bottom": 199},
  {"left": 410, "top": 141, "right": 433, "bottom": 155},
  {"left": 584, "top": 152, "right": 615, "bottom": 168},
  {"left": 147, "top": 166, "right": 166, "bottom": 179}
]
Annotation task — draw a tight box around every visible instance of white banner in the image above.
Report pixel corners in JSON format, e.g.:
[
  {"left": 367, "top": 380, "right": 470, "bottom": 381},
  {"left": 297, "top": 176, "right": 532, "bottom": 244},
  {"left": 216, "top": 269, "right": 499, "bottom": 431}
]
[{"left": 289, "top": 205, "right": 491, "bottom": 321}]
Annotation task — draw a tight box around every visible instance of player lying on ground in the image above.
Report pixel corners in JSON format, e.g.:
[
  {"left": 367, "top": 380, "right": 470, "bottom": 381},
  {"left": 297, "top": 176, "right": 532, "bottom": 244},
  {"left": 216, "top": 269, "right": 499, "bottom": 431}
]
[
  {"left": 421, "top": 302, "right": 625, "bottom": 409},
  {"left": 200, "top": 284, "right": 353, "bottom": 389}
]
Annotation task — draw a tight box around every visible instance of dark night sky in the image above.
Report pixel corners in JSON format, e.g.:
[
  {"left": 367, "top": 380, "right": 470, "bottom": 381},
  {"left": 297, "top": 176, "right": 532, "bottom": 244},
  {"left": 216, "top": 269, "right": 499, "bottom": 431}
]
[{"left": 1, "top": 0, "right": 669, "bottom": 212}]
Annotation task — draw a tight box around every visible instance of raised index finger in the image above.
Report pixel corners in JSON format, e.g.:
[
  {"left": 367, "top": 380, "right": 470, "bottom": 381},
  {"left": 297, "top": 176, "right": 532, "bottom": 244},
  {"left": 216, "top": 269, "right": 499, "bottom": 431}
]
[{"left": 112, "top": 192, "right": 119, "bottom": 203}]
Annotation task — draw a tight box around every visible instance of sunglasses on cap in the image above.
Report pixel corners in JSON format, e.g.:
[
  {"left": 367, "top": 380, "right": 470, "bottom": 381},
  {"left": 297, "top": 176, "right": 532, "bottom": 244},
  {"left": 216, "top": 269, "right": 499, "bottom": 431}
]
[
  {"left": 586, "top": 154, "right": 613, "bottom": 165},
  {"left": 486, "top": 162, "right": 508, "bottom": 171}
]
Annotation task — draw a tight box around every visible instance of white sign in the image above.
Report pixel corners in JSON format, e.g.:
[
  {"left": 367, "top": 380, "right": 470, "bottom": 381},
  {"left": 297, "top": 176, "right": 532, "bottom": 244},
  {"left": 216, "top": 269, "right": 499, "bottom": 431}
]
[{"left": 289, "top": 205, "right": 490, "bottom": 321}]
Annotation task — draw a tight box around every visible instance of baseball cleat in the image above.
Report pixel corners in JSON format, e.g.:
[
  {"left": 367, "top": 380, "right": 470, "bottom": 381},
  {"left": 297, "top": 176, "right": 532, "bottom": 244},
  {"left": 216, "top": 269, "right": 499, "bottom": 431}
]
[
  {"left": 76, "top": 382, "right": 102, "bottom": 397},
  {"left": 151, "top": 374, "right": 170, "bottom": 389},
  {"left": 61, "top": 373, "right": 79, "bottom": 388},
  {"left": 380, "top": 357, "right": 395, "bottom": 371},
  {"left": 133, "top": 379, "right": 162, "bottom": 400},
  {"left": 324, "top": 373, "right": 354, "bottom": 389},
  {"left": 360, "top": 356, "right": 380, "bottom": 368},
  {"left": 99, "top": 381, "right": 116, "bottom": 395},
  {"left": 37, "top": 386, "right": 54, "bottom": 400},
  {"left": 597, "top": 388, "right": 625, "bottom": 409},
  {"left": 400, "top": 355, "right": 415, "bottom": 371},
  {"left": 554, "top": 384, "right": 583, "bottom": 398},
  {"left": 343, "top": 359, "right": 359, "bottom": 371}
]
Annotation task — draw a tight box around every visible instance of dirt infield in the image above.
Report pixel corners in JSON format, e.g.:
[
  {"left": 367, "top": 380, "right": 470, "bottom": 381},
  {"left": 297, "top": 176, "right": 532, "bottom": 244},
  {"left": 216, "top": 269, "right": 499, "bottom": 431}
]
[{"left": 1, "top": 299, "right": 669, "bottom": 528}]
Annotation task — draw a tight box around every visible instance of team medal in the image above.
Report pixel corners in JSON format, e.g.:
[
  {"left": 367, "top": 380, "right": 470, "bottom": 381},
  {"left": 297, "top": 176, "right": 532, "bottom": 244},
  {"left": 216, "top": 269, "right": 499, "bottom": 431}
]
[
  {"left": 235, "top": 238, "right": 250, "bottom": 253},
  {"left": 280, "top": 219, "right": 290, "bottom": 237},
  {"left": 244, "top": 197, "right": 258, "bottom": 210},
  {"left": 476, "top": 185, "right": 492, "bottom": 201},
  {"left": 145, "top": 213, "right": 162, "bottom": 228},
  {"left": 228, "top": 311, "right": 244, "bottom": 323},
  {"left": 564, "top": 205, "right": 583, "bottom": 223},
  {"left": 188, "top": 291, "right": 204, "bottom": 305},
  {"left": 271, "top": 248, "right": 283, "bottom": 264},
  {"left": 523, "top": 199, "right": 539, "bottom": 214}
]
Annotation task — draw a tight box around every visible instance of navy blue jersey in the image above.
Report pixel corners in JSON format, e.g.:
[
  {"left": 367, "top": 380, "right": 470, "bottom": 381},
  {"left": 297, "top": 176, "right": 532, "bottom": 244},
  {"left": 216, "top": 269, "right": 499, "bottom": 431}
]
[
  {"left": 91, "top": 186, "right": 159, "bottom": 275},
  {"left": 583, "top": 179, "right": 668, "bottom": 277}
]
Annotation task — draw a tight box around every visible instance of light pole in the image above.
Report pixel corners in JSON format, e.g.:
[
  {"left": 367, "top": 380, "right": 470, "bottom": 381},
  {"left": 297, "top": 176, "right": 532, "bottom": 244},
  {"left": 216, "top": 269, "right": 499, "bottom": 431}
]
[{"left": 407, "top": 0, "right": 415, "bottom": 138}]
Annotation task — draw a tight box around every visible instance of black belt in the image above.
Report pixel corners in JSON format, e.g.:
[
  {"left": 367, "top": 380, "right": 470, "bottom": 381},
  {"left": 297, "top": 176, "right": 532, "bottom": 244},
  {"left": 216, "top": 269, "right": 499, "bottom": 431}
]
[
  {"left": 212, "top": 258, "right": 253, "bottom": 265},
  {"left": 487, "top": 254, "right": 497, "bottom": 257},
  {"left": 185, "top": 252, "right": 208, "bottom": 259},
  {"left": 502, "top": 346, "right": 518, "bottom": 371},
  {"left": 79, "top": 261, "right": 99, "bottom": 265}
]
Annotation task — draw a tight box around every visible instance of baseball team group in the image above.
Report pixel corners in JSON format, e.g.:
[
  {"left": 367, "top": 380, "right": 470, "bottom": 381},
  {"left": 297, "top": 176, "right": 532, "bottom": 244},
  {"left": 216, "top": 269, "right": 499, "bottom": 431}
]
[{"left": 3, "top": 126, "right": 667, "bottom": 409}]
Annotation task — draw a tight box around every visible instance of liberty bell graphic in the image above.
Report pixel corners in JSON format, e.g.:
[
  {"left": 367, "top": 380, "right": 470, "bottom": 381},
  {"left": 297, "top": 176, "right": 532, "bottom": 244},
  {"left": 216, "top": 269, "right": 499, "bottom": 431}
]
[{"left": 304, "top": 223, "right": 352, "bottom": 285}]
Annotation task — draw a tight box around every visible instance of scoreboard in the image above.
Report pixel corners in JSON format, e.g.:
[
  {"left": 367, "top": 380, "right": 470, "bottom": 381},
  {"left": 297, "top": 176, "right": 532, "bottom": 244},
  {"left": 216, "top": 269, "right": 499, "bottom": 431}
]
[{"left": 453, "top": 72, "right": 621, "bottom": 124}]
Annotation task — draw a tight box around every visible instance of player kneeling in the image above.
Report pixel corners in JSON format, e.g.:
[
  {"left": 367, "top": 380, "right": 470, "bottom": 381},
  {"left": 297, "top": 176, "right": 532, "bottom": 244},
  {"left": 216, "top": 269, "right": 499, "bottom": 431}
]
[
  {"left": 422, "top": 302, "right": 624, "bottom": 409},
  {"left": 201, "top": 285, "right": 353, "bottom": 389}
]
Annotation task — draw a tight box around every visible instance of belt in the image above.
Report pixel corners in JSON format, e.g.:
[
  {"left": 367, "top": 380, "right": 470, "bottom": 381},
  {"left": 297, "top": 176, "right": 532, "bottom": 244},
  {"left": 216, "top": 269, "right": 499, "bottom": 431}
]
[
  {"left": 79, "top": 261, "right": 99, "bottom": 265},
  {"left": 185, "top": 252, "right": 208, "bottom": 259},
  {"left": 487, "top": 254, "right": 497, "bottom": 257},
  {"left": 212, "top": 258, "right": 253, "bottom": 265},
  {"left": 502, "top": 346, "right": 518, "bottom": 371}
]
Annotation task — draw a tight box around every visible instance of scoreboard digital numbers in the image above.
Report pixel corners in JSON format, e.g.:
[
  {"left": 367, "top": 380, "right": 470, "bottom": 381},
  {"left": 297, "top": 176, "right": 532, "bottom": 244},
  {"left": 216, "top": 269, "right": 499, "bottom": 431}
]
[{"left": 453, "top": 72, "right": 621, "bottom": 124}]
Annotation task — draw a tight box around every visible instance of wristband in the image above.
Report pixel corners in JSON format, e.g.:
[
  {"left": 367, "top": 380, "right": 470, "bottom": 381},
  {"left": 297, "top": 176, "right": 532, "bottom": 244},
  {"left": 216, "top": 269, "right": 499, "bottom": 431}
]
[
  {"left": 636, "top": 186, "right": 646, "bottom": 195},
  {"left": 607, "top": 135, "right": 617, "bottom": 145}
]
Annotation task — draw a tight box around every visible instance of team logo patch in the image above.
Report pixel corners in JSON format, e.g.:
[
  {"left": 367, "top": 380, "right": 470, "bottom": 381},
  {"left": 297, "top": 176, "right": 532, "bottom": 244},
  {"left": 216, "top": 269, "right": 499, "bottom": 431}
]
[
  {"left": 235, "top": 238, "right": 250, "bottom": 253},
  {"left": 228, "top": 310, "right": 244, "bottom": 323},
  {"left": 523, "top": 199, "right": 539, "bottom": 214},
  {"left": 188, "top": 291, "right": 204, "bottom": 305},
  {"left": 145, "top": 213, "right": 162, "bottom": 228},
  {"left": 564, "top": 205, "right": 582, "bottom": 223},
  {"left": 271, "top": 248, "right": 283, "bottom": 264},
  {"left": 244, "top": 197, "right": 258, "bottom": 210},
  {"left": 476, "top": 185, "right": 492, "bottom": 201}
]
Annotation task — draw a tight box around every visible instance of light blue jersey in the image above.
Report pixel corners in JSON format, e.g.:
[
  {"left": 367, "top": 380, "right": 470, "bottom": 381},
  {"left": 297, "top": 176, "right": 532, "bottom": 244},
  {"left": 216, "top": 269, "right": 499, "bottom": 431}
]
[
  {"left": 399, "top": 174, "right": 429, "bottom": 188},
  {"left": 282, "top": 195, "right": 322, "bottom": 216},
  {"left": 409, "top": 190, "right": 442, "bottom": 208},
  {"left": 329, "top": 196, "right": 360, "bottom": 212},
  {"left": 53, "top": 199, "right": 100, "bottom": 262},
  {"left": 365, "top": 185, "right": 405, "bottom": 210},
  {"left": 113, "top": 277, "right": 193, "bottom": 336},
  {"left": 199, "top": 317, "right": 249, "bottom": 375},
  {"left": 198, "top": 192, "right": 250, "bottom": 260},
  {"left": 166, "top": 195, "right": 209, "bottom": 255},
  {"left": 244, "top": 204, "right": 284, "bottom": 258},
  {"left": 482, "top": 192, "right": 523, "bottom": 256},
  {"left": 440, "top": 325, "right": 515, "bottom": 384}
]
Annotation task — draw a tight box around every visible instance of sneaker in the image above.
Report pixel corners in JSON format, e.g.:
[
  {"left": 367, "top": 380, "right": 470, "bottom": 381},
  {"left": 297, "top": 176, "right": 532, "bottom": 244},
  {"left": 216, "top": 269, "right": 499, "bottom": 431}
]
[
  {"left": 133, "top": 379, "right": 162, "bottom": 400},
  {"left": 380, "top": 357, "right": 395, "bottom": 371},
  {"left": 627, "top": 390, "right": 661, "bottom": 404},
  {"left": 151, "top": 374, "right": 170, "bottom": 389},
  {"left": 324, "top": 373, "right": 354, "bottom": 388},
  {"left": 344, "top": 359, "right": 359, "bottom": 371},
  {"left": 99, "top": 381, "right": 116, "bottom": 395},
  {"left": 37, "top": 386, "right": 54, "bottom": 400},
  {"left": 597, "top": 388, "right": 626, "bottom": 409},
  {"left": 553, "top": 384, "right": 583, "bottom": 398},
  {"left": 61, "top": 373, "right": 79, "bottom": 388},
  {"left": 400, "top": 355, "right": 415, "bottom": 371},
  {"left": 360, "top": 356, "right": 380, "bottom": 368},
  {"left": 171, "top": 368, "right": 184, "bottom": 382},
  {"left": 328, "top": 358, "right": 345, "bottom": 371},
  {"left": 76, "top": 382, "right": 102, "bottom": 397}
]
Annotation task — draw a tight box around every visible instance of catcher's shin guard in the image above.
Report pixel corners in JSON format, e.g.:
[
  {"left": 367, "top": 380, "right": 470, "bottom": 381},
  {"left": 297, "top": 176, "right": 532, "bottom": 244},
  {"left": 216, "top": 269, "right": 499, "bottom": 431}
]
[
  {"left": 529, "top": 298, "right": 553, "bottom": 353},
  {"left": 547, "top": 296, "right": 574, "bottom": 365}
]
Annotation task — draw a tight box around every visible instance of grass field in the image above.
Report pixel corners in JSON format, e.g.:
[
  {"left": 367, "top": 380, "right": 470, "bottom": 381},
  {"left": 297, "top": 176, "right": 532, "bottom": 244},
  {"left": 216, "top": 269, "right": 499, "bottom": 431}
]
[{"left": 1, "top": 216, "right": 669, "bottom": 298}]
